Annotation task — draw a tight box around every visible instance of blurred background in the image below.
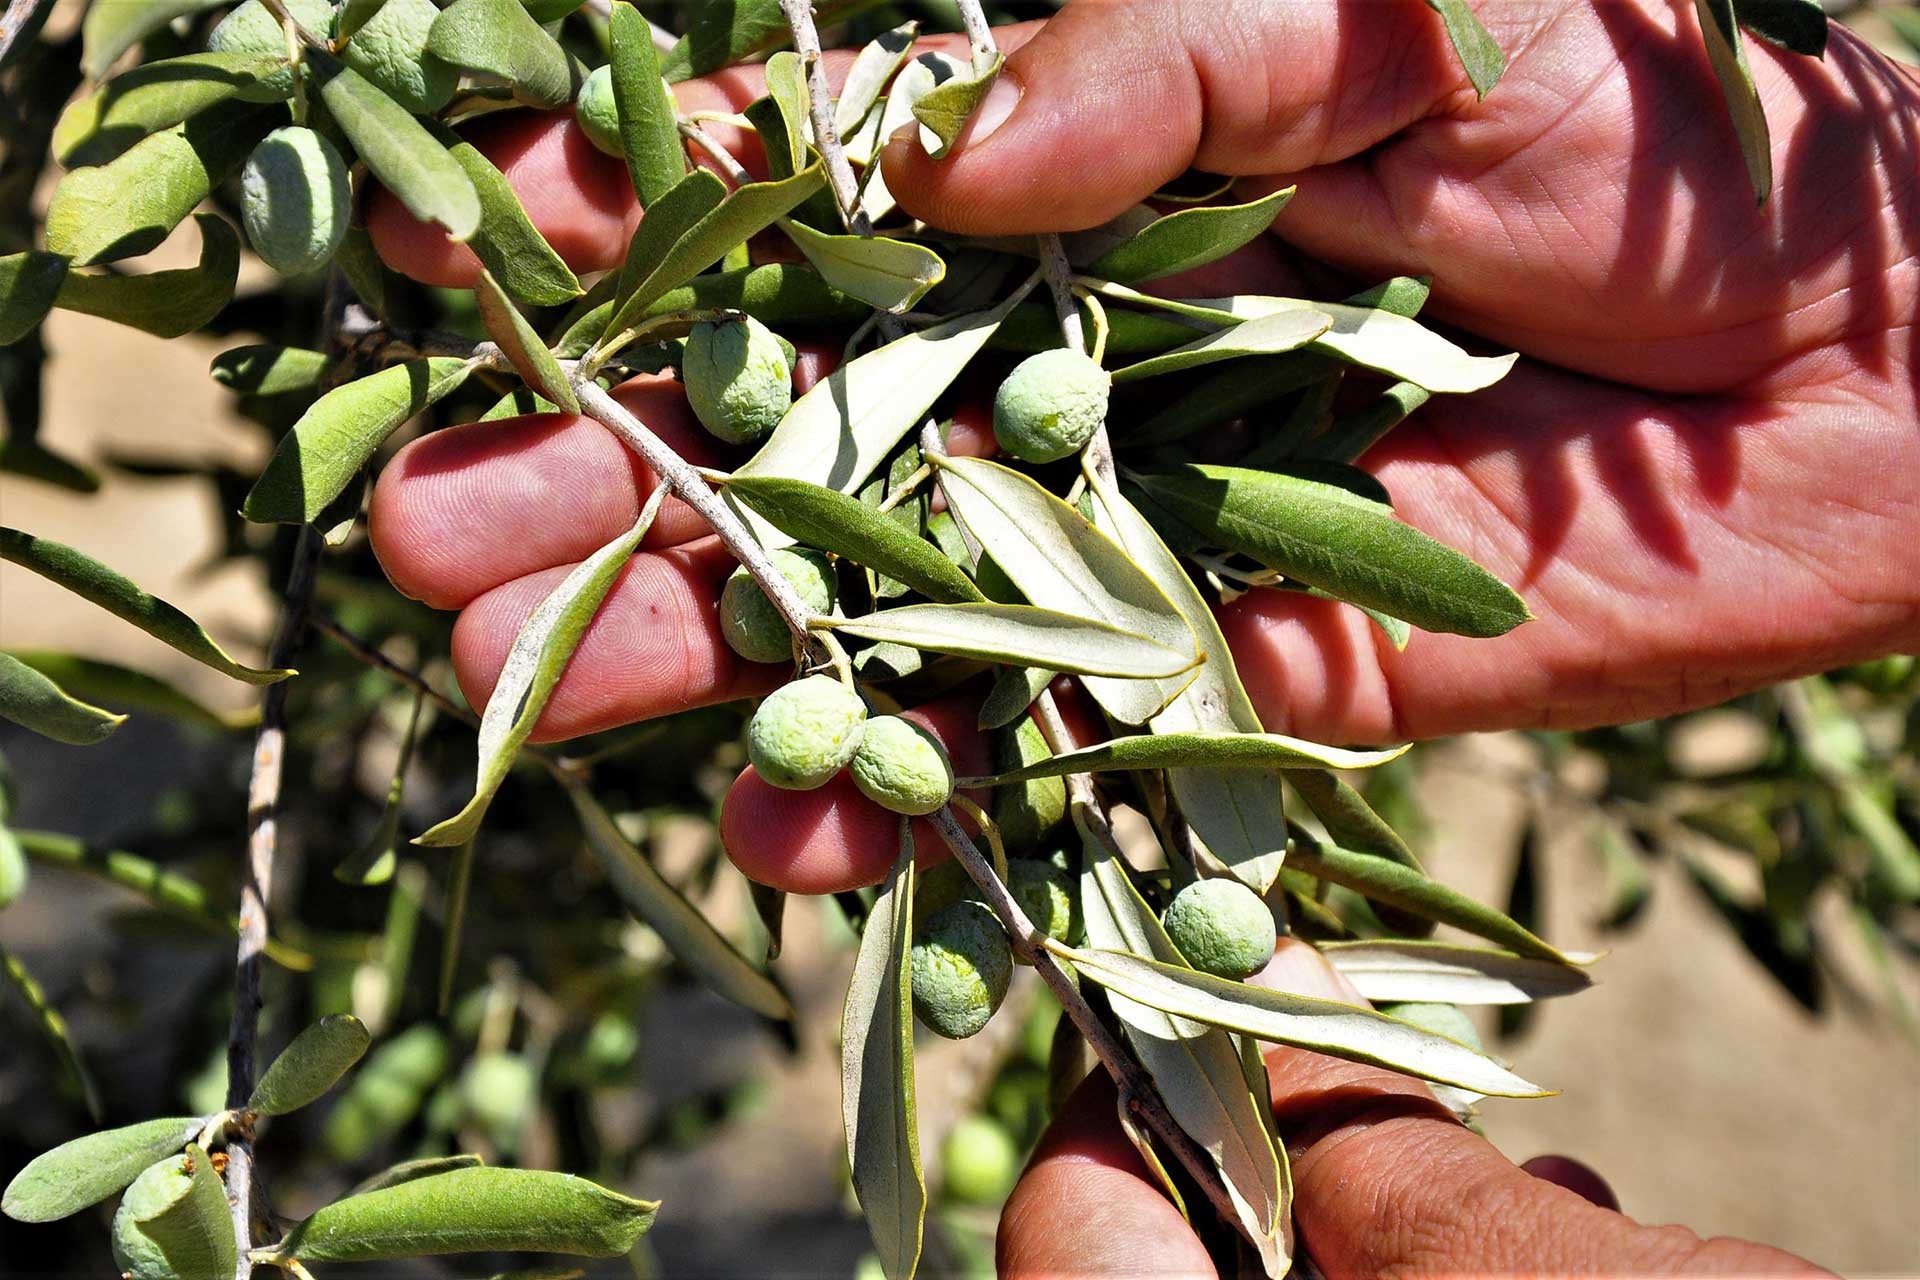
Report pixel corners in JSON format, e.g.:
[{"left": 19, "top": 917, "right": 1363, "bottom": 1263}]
[{"left": 3, "top": 1, "right": 1918, "bottom": 1277}]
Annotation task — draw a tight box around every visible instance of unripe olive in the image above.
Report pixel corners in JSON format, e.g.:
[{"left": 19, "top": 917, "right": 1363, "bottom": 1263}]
[
  {"left": 941, "top": 1114, "right": 1020, "bottom": 1205},
  {"left": 575, "top": 64, "right": 622, "bottom": 157},
  {"left": 240, "top": 127, "right": 350, "bottom": 277},
  {"left": 339, "top": 0, "right": 456, "bottom": 114},
  {"left": 849, "top": 715, "right": 954, "bottom": 815},
  {"left": 1008, "top": 857, "right": 1079, "bottom": 947},
  {"left": 992, "top": 719, "right": 1066, "bottom": 854},
  {"left": 109, "top": 1155, "right": 195, "bottom": 1280},
  {"left": 746, "top": 675, "right": 867, "bottom": 790},
  {"left": 208, "top": 0, "right": 338, "bottom": 101},
  {"left": 684, "top": 315, "right": 793, "bottom": 444},
  {"left": 719, "top": 548, "right": 836, "bottom": 665},
  {"left": 910, "top": 901, "right": 1012, "bottom": 1039},
  {"left": 1379, "top": 1001, "right": 1484, "bottom": 1052},
  {"left": 991, "top": 347, "right": 1111, "bottom": 464},
  {"left": 1161, "top": 878, "right": 1276, "bottom": 980}
]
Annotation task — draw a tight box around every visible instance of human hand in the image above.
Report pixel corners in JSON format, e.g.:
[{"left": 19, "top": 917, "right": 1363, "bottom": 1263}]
[
  {"left": 364, "top": 0, "right": 1919, "bottom": 894},
  {"left": 997, "top": 940, "right": 1832, "bottom": 1278}
]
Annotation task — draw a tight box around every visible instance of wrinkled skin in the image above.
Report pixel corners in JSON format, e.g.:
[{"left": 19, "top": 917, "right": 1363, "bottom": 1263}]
[{"left": 364, "top": 1, "right": 1910, "bottom": 1273}]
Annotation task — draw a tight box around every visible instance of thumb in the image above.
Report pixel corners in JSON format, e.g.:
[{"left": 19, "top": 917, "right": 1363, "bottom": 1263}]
[{"left": 878, "top": 0, "right": 1472, "bottom": 236}]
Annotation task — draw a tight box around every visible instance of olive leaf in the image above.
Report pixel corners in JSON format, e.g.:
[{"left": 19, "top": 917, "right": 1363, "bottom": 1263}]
[
  {"left": 729, "top": 287, "right": 1032, "bottom": 542},
  {"left": 1060, "top": 945, "right": 1552, "bottom": 1098},
  {"left": 722, "top": 476, "right": 983, "bottom": 603},
  {"left": 660, "top": 0, "right": 870, "bottom": 81},
  {"left": 0, "top": 526, "right": 291, "bottom": 684},
  {"left": 44, "top": 102, "right": 266, "bottom": 265},
  {"left": 243, "top": 357, "right": 474, "bottom": 525},
  {"left": 336, "top": 0, "right": 392, "bottom": 42},
  {"left": 80, "top": 0, "right": 228, "bottom": 79},
  {"left": 333, "top": 224, "right": 393, "bottom": 321},
  {"left": 211, "top": 344, "right": 329, "bottom": 396},
  {"left": 1087, "top": 482, "right": 1294, "bottom": 892},
  {"left": 608, "top": 1, "right": 686, "bottom": 207},
  {"left": 344, "top": 1154, "right": 484, "bottom": 1199},
  {"left": 1111, "top": 307, "right": 1332, "bottom": 383},
  {"left": 1077, "top": 820, "right": 1288, "bottom": 1273},
  {"left": 842, "top": 824, "right": 924, "bottom": 1280},
  {"left": 763, "top": 51, "right": 811, "bottom": 173},
  {"left": 252, "top": 1015, "right": 373, "bottom": 1116},
  {"left": 0, "top": 251, "right": 68, "bottom": 346},
  {"left": 912, "top": 51, "right": 1003, "bottom": 159},
  {"left": 1737, "top": 0, "right": 1828, "bottom": 56},
  {"left": 1283, "top": 768, "right": 1423, "bottom": 872},
  {"left": 851, "top": 51, "right": 967, "bottom": 221},
  {"left": 558, "top": 263, "right": 863, "bottom": 357},
  {"left": 427, "top": 0, "right": 576, "bottom": 108},
  {"left": 1302, "top": 381, "right": 1431, "bottom": 465},
  {"left": 1128, "top": 464, "right": 1531, "bottom": 638},
  {"left": 4, "top": 651, "right": 257, "bottom": 732},
  {"left": 0, "top": 653, "right": 125, "bottom": 745},
  {"left": 566, "top": 784, "right": 793, "bottom": 1020},
  {"left": 931, "top": 455, "right": 1200, "bottom": 726},
  {"left": 51, "top": 213, "right": 239, "bottom": 339},
  {"left": 2, "top": 1115, "right": 202, "bottom": 1223},
  {"left": 0, "top": 945, "right": 102, "bottom": 1122},
  {"left": 14, "top": 829, "right": 311, "bottom": 969},
  {"left": 120, "top": 1143, "right": 235, "bottom": 1280},
  {"left": 1694, "top": 0, "right": 1773, "bottom": 203},
  {"left": 780, "top": 220, "right": 946, "bottom": 314},
  {"left": 1209, "top": 296, "right": 1517, "bottom": 392},
  {"left": 437, "top": 128, "right": 583, "bottom": 306},
  {"left": 419, "top": 488, "right": 665, "bottom": 847},
  {"left": 1086, "top": 187, "right": 1296, "bottom": 285},
  {"left": 276, "top": 1166, "right": 658, "bottom": 1261},
  {"left": 312, "top": 50, "right": 481, "bottom": 241},
  {"left": 1317, "top": 939, "right": 1595, "bottom": 1005},
  {"left": 978, "top": 665, "right": 1055, "bottom": 731},
  {"left": 1287, "top": 832, "right": 1576, "bottom": 964},
  {"left": 1426, "top": 0, "right": 1505, "bottom": 98},
  {"left": 824, "top": 603, "right": 1201, "bottom": 679},
  {"left": 474, "top": 269, "right": 579, "bottom": 413},
  {"left": 604, "top": 165, "right": 826, "bottom": 343},
  {"left": 54, "top": 52, "right": 288, "bottom": 167},
  {"left": 963, "top": 731, "right": 1406, "bottom": 785},
  {"left": 337, "top": 689, "right": 426, "bottom": 886},
  {"left": 834, "top": 22, "right": 918, "bottom": 135}
]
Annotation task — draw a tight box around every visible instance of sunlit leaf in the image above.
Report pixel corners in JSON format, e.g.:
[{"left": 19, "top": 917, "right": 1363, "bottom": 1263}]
[
  {"left": 608, "top": 1, "right": 686, "bottom": 206},
  {"left": 1087, "top": 187, "right": 1295, "bottom": 284},
  {"left": 55, "top": 52, "right": 287, "bottom": 167},
  {"left": 427, "top": 0, "right": 576, "bottom": 107},
  {"left": 5, "top": 651, "right": 256, "bottom": 732},
  {"left": 825, "top": 603, "right": 1199, "bottom": 679},
  {"left": 122, "top": 1143, "right": 234, "bottom": 1280},
  {"left": 474, "top": 269, "right": 578, "bottom": 413},
  {"left": 211, "top": 344, "right": 329, "bottom": 396},
  {"left": 723, "top": 476, "right": 982, "bottom": 603},
  {"left": 2, "top": 1115, "right": 201, "bottom": 1223},
  {"left": 964, "top": 731, "right": 1405, "bottom": 785},
  {"left": 1426, "top": 0, "right": 1505, "bottom": 97},
  {"left": 1695, "top": 0, "right": 1773, "bottom": 202},
  {"left": 834, "top": 22, "right": 918, "bottom": 135},
  {"left": 660, "top": 0, "right": 871, "bottom": 81},
  {"left": 344, "top": 1154, "right": 484, "bottom": 1199},
  {"left": 81, "top": 0, "right": 228, "bottom": 79},
  {"left": 912, "top": 52, "right": 1003, "bottom": 159},
  {"left": 781, "top": 220, "right": 946, "bottom": 314},
  {"left": 52, "top": 213, "right": 239, "bottom": 339},
  {"left": 1110, "top": 308, "right": 1331, "bottom": 383},
  {"left": 438, "top": 128, "right": 582, "bottom": 306},
  {"left": 313, "top": 50, "right": 480, "bottom": 240},
  {"left": 252, "top": 1015, "right": 372, "bottom": 1116},
  {"left": 1318, "top": 939, "right": 1594, "bottom": 1005}
]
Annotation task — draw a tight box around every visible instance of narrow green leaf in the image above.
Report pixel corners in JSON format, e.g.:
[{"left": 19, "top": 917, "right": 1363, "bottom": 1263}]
[
  {"left": 781, "top": 221, "right": 946, "bottom": 314},
  {"left": 279, "top": 1167, "right": 658, "bottom": 1261},
  {"left": 977, "top": 665, "right": 1054, "bottom": 731},
  {"left": 55, "top": 52, "right": 287, "bottom": 167},
  {"left": 1129, "top": 464, "right": 1530, "bottom": 638},
  {"left": 843, "top": 825, "right": 924, "bottom": 1280},
  {"left": 1077, "top": 821, "right": 1287, "bottom": 1270},
  {"left": 606, "top": 168, "right": 728, "bottom": 327},
  {"left": 825, "top": 603, "right": 1199, "bottom": 679},
  {"left": 932, "top": 455, "right": 1199, "bottom": 725},
  {"left": 834, "top": 22, "right": 918, "bottom": 135},
  {"left": 2, "top": 1116, "right": 201, "bottom": 1223},
  {"left": 1087, "top": 187, "right": 1295, "bottom": 285},
  {"left": 243, "top": 357, "right": 473, "bottom": 525},
  {"left": 0, "top": 528, "right": 289, "bottom": 684},
  {"left": 557, "top": 262, "right": 864, "bottom": 357},
  {"left": 1345, "top": 274, "right": 1433, "bottom": 317},
  {"left": 344, "top": 1154, "right": 484, "bottom": 1199},
  {"left": 313, "top": 50, "right": 481, "bottom": 240},
  {"left": 427, "top": 0, "right": 576, "bottom": 107},
  {"left": 1426, "top": 0, "right": 1505, "bottom": 98},
  {"left": 0, "top": 252, "right": 69, "bottom": 346},
  {"left": 337, "top": 689, "right": 426, "bottom": 886},
  {"left": 605, "top": 164, "right": 827, "bottom": 341},
  {"left": 336, "top": 0, "right": 392, "bottom": 42},
  {"left": 14, "top": 829, "right": 310, "bottom": 969},
  {"left": 1302, "top": 381, "right": 1430, "bottom": 464},
  {"left": 439, "top": 129, "right": 582, "bottom": 306},
  {"left": 1287, "top": 833, "right": 1576, "bottom": 963},
  {"left": 81, "top": 0, "right": 228, "bottom": 79},
  {"left": 52, "top": 213, "right": 239, "bottom": 339},
  {"left": 0, "top": 945, "right": 102, "bottom": 1122},
  {"left": 608, "top": 1, "right": 686, "bottom": 207},
  {"left": 763, "top": 51, "right": 810, "bottom": 173},
  {"left": 964, "top": 731, "right": 1405, "bottom": 785},
  {"left": 911, "top": 52, "right": 1003, "bottom": 159},
  {"left": 418, "top": 490, "right": 663, "bottom": 848},
  {"left": 566, "top": 784, "right": 793, "bottom": 1020},
  {"left": 44, "top": 103, "right": 266, "bottom": 266},
  {"left": 123, "top": 1143, "right": 234, "bottom": 1280},
  {"left": 723, "top": 475, "right": 983, "bottom": 603},
  {"left": 474, "top": 269, "right": 579, "bottom": 413},
  {"left": 1283, "top": 768, "right": 1423, "bottom": 872},
  {"left": 211, "top": 344, "right": 329, "bottom": 396},
  {"left": 1111, "top": 307, "right": 1331, "bottom": 383},
  {"left": 1088, "top": 483, "right": 1292, "bottom": 892},
  {"left": 729, "top": 289, "right": 1030, "bottom": 539},
  {"left": 251, "top": 1015, "right": 372, "bottom": 1116},
  {"left": 1694, "top": 0, "right": 1773, "bottom": 203},
  {"left": 1063, "top": 945, "right": 1551, "bottom": 1097},
  {"left": 1318, "top": 939, "right": 1594, "bottom": 1005},
  {"left": 660, "top": 0, "right": 874, "bottom": 81},
  {"left": 4, "top": 651, "right": 256, "bottom": 732}
]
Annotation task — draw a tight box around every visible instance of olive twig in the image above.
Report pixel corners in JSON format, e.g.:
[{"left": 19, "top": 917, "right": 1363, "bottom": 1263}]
[{"left": 776, "top": 0, "right": 872, "bottom": 234}]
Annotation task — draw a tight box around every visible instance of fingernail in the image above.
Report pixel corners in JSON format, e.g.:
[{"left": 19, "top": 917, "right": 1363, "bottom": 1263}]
[{"left": 967, "top": 71, "right": 1022, "bottom": 146}]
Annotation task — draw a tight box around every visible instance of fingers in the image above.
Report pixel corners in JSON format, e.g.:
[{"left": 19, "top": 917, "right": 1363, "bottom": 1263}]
[
  {"left": 449, "top": 536, "right": 777, "bottom": 742},
  {"left": 369, "top": 375, "right": 737, "bottom": 610},
  {"left": 718, "top": 690, "right": 992, "bottom": 894},
  {"left": 880, "top": 0, "right": 1469, "bottom": 236}
]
